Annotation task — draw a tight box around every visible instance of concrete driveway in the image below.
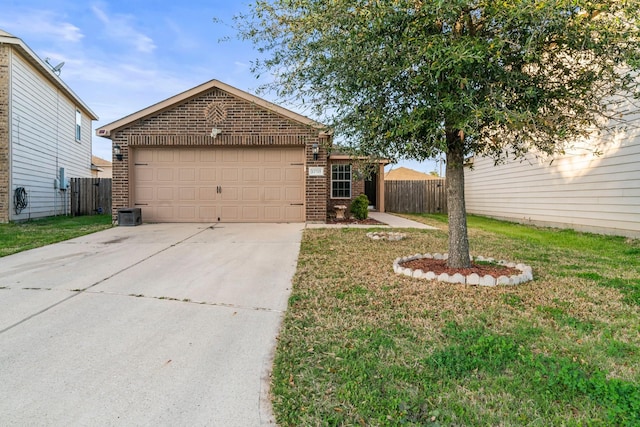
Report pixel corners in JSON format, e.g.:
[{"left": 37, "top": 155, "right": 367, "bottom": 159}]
[{"left": 0, "top": 223, "right": 303, "bottom": 426}]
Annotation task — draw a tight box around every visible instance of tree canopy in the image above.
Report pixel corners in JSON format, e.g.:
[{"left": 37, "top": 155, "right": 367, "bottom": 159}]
[{"left": 236, "top": 1, "right": 640, "bottom": 267}]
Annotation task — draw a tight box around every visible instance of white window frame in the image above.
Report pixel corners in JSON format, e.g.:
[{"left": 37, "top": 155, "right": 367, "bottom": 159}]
[
  {"left": 331, "top": 164, "right": 352, "bottom": 199},
  {"left": 75, "top": 110, "right": 82, "bottom": 142}
]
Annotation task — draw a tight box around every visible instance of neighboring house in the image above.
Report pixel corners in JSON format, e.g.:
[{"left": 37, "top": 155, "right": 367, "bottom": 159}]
[
  {"left": 91, "top": 155, "right": 112, "bottom": 178},
  {"left": 464, "top": 119, "right": 640, "bottom": 238},
  {"left": 96, "top": 79, "right": 385, "bottom": 223},
  {"left": 385, "top": 166, "right": 442, "bottom": 181},
  {"left": 0, "top": 30, "right": 98, "bottom": 222}
]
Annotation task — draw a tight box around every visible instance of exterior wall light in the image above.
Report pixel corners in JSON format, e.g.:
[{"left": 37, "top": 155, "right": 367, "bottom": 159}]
[
  {"left": 114, "top": 144, "right": 123, "bottom": 161},
  {"left": 312, "top": 143, "right": 319, "bottom": 161}
]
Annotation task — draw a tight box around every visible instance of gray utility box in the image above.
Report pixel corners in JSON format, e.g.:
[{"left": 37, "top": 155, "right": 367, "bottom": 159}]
[{"left": 118, "top": 208, "right": 142, "bottom": 226}]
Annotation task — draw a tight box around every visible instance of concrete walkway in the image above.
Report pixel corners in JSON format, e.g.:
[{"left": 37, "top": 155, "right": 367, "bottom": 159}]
[
  {"left": 306, "top": 211, "right": 437, "bottom": 229},
  {"left": 0, "top": 223, "right": 303, "bottom": 426}
]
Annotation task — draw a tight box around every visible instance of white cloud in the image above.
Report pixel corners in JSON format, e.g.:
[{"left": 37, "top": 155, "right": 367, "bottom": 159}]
[
  {"left": 164, "top": 19, "right": 199, "bottom": 51},
  {"left": 0, "top": 10, "right": 83, "bottom": 42},
  {"left": 91, "top": 4, "right": 156, "bottom": 53}
]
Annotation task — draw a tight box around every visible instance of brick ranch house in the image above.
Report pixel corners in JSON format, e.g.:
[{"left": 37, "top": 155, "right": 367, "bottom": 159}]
[{"left": 96, "top": 79, "right": 385, "bottom": 223}]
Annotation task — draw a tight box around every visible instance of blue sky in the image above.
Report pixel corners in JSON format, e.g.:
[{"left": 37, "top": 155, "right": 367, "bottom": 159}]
[{"left": 1, "top": 0, "right": 438, "bottom": 174}]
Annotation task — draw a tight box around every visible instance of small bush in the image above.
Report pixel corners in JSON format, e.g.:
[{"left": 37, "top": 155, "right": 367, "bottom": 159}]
[{"left": 350, "top": 194, "right": 369, "bottom": 220}]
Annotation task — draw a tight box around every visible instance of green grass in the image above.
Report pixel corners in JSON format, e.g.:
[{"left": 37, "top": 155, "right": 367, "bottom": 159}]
[
  {"left": 0, "top": 215, "right": 113, "bottom": 257},
  {"left": 271, "top": 215, "right": 640, "bottom": 426}
]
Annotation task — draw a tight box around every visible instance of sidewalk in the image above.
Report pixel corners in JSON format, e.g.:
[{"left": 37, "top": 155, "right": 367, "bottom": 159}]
[{"left": 306, "top": 212, "right": 437, "bottom": 230}]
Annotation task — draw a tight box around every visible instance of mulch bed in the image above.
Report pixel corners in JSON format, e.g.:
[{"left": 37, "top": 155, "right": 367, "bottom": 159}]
[{"left": 401, "top": 258, "right": 521, "bottom": 278}]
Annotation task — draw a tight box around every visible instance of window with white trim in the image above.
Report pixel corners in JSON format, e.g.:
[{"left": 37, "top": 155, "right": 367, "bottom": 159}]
[
  {"left": 75, "top": 110, "right": 82, "bottom": 141},
  {"left": 331, "top": 164, "right": 351, "bottom": 198}
]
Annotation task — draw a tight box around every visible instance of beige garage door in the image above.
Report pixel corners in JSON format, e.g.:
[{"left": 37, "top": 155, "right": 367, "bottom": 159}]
[{"left": 132, "top": 147, "right": 305, "bottom": 223}]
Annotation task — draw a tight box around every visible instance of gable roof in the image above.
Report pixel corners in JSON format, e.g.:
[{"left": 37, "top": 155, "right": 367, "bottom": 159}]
[
  {"left": 95, "top": 79, "right": 328, "bottom": 138},
  {"left": 385, "top": 167, "right": 441, "bottom": 180},
  {"left": 0, "top": 29, "right": 98, "bottom": 120},
  {"left": 91, "top": 155, "right": 112, "bottom": 167}
]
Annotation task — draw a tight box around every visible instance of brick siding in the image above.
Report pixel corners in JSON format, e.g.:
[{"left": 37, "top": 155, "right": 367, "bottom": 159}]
[
  {"left": 0, "top": 45, "right": 10, "bottom": 223},
  {"left": 109, "top": 87, "right": 327, "bottom": 222},
  {"left": 326, "top": 159, "right": 366, "bottom": 219}
]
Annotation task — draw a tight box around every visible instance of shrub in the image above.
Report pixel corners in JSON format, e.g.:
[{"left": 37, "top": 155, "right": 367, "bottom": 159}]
[{"left": 350, "top": 194, "right": 369, "bottom": 220}]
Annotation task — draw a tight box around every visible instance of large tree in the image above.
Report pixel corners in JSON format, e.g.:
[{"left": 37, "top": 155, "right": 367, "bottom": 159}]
[{"left": 235, "top": 0, "right": 640, "bottom": 268}]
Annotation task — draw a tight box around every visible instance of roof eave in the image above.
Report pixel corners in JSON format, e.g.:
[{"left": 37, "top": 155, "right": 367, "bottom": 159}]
[
  {"left": 328, "top": 153, "right": 390, "bottom": 164},
  {"left": 0, "top": 31, "right": 98, "bottom": 121}
]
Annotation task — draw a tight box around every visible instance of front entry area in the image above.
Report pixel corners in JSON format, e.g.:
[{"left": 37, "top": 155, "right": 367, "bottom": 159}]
[{"left": 132, "top": 146, "right": 305, "bottom": 223}]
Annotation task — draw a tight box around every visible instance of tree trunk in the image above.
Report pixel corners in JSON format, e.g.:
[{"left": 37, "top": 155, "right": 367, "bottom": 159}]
[{"left": 445, "top": 130, "right": 471, "bottom": 268}]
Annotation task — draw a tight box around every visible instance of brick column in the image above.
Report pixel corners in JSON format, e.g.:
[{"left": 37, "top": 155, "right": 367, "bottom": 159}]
[{"left": 0, "top": 46, "right": 10, "bottom": 223}]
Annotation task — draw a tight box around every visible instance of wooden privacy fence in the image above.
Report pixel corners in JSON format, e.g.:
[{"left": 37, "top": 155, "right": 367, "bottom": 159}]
[
  {"left": 385, "top": 179, "right": 447, "bottom": 214},
  {"left": 70, "top": 178, "right": 112, "bottom": 216}
]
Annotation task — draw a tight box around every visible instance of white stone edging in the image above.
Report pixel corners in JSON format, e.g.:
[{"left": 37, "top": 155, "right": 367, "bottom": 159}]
[
  {"left": 393, "top": 253, "right": 533, "bottom": 286},
  {"left": 366, "top": 231, "right": 407, "bottom": 241}
]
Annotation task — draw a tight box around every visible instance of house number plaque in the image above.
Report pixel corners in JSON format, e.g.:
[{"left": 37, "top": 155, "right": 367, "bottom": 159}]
[{"left": 308, "top": 167, "right": 325, "bottom": 176}]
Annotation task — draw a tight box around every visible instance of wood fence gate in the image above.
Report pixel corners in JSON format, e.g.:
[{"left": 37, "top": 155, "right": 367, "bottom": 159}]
[
  {"left": 70, "top": 178, "right": 112, "bottom": 216},
  {"left": 384, "top": 179, "right": 447, "bottom": 214}
]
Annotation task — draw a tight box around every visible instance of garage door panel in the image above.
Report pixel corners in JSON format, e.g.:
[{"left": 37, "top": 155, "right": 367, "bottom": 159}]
[
  {"left": 199, "top": 187, "right": 217, "bottom": 200},
  {"left": 156, "top": 206, "right": 175, "bottom": 220},
  {"left": 199, "top": 168, "right": 216, "bottom": 181},
  {"left": 221, "top": 187, "right": 239, "bottom": 201},
  {"left": 285, "top": 186, "right": 303, "bottom": 201},
  {"left": 222, "top": 150, "right": 239, "bottom": 162},
  {"left": 222, "top": 168, "right": 238, "bottom": 182},
  {"left": 200, "top": 150, "right": 217, "bottom": 162},
  {"left": 264, "top": 150, "right": 282, "bottom": 162},
  {"left": 157, "top": 169, "right": 174, "bottom": 181},
  {"left": 221, "top": 206, "right": 239, "bottom": 221},
  {"left": 284, "top": 206, "right": 304, "bottom": 221},
  {"left": 158, "top": 151, "right": 175, "bottom": 162},
  {"left": 179, "top": 188, "right": 196, "bottom": 201},
  {"left": 264, "top": 168, "right": 281, "bottom": 181},
  {"left": 136, "top": 150, "right": 154, "bottom": 162},
  {"left": 137, "top": 169, "right": 154, "bottom": 181},
  {"left": 198, "top": 207, "right": 218, "bottom": 220},
  {"left": 242, "top": 187, "right": 259, "bottom": 201},
  {"left": 242, "top": 168, "right": 259, "bottom": 181},
  {"left": 264, "top": 187, "right": 281, "bottom": 201},
  {"left": 264, "top": 206, "right": 281, "bottom": 220},
  {"left": 157, "top": 187, "right": 174, "bottom": 201},
  {"left": 285, "top": 168, "right": 303, "bottom": 182},
  {"left": 286, "top": 149, "right": 304, "bottom": 162},
  {"left": 243, "top": 150, "right": 260, "bottom": 162},
  {"left": 242, "top": 206, "right": 259, "bottom": 220},
  {"left": 133, "top": 147, "right": 304, "bottom": 223},
  {"left": 135, "top": 186, "right": 153, "bottom": 201},
  {"left": 179, "top": 169, "right": 196, "bottom": 181},
  {"left": 178, "top": 206, "right": 197, "bottom": 220},
  {"left": 180, "top": 150, "right": 196, "bottom": 162}
]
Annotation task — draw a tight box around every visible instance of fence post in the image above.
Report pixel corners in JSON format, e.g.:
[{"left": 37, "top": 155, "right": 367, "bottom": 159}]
[{"left": 70, "top": 178, "right": 112, "bottom": 216}]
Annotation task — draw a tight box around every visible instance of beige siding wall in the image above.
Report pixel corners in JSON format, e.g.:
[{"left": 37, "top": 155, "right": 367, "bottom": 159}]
[
  {"left": 9, "top": 50, "right": 93, "bottom": 220},
  {"left": 464, "top": 125, "right": 640, "bottom": 238}
]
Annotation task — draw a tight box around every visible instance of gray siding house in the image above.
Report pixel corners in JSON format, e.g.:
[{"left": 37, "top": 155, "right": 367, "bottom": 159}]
[{"left": 0, "top": 29, "right": 98, "bottom": 222}]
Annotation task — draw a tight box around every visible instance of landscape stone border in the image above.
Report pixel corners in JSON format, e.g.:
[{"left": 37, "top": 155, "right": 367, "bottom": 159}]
[
  {"left": 366, "top": 231, "right": 407, "bottom": 241},
  {"left": 393, "top": 253, "right": 533, "bottom": 286}
]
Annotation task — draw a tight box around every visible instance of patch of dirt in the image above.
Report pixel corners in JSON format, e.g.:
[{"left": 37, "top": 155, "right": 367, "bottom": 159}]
[
  {"left": 326, "top": 217, "right": 385, "bottom": 225},
  {"left": 401, "top": 258, "right": 521, "bottom": 278}
]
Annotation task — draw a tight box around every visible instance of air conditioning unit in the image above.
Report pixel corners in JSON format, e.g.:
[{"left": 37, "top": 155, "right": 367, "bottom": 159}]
[{"left": 117, "top": 208, "right": 142, "bottom": 226}]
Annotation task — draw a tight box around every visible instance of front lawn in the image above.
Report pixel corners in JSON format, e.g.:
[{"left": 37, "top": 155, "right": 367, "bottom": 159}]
[
  {"left": 272, "top": 214, "right": 640, "bottom": 426},
  {"left": 0, "top": 215, "right": 113, "bottom": 257}
]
